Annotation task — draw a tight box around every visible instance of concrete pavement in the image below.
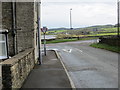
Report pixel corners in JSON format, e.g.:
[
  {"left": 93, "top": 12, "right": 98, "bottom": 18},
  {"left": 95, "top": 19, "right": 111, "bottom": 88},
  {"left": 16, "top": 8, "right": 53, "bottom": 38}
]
[
  {"left": 46, "top": 40, "right": 118, "bottom": 88},
  {"left": 21, "top": 50, "right": 72, "bottom": 89}
]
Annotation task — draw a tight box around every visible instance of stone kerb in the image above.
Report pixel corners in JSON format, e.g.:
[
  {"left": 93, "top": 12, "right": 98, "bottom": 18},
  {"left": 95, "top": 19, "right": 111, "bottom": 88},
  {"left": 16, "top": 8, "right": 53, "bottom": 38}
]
[{"left": 1, "top": 48, "right": 35, "bottom": 89}]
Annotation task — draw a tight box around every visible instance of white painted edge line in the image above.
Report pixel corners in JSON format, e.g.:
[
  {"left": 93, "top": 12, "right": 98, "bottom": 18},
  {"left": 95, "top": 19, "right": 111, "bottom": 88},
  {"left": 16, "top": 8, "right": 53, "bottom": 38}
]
[
  {"left": 54, "top": 50, "right": 76, "bottom": 89},
  {"left": 78, "top": 49, "right": 83, "bottom": 53},
  {"left": 74, "top": 48, "right": 83, "bottom": 53}
]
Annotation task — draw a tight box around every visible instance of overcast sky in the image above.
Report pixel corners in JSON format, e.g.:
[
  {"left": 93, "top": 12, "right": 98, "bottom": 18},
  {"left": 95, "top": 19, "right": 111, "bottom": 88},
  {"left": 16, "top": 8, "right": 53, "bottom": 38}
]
[{"left": 41, "top": 0, "right": 117, "bottom": 29}]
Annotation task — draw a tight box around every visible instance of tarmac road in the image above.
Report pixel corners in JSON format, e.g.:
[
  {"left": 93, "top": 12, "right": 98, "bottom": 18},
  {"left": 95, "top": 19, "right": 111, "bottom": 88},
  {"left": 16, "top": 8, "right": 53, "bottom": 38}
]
[{"left": 45, "top": 40, "right": 118, "bottom": 88}]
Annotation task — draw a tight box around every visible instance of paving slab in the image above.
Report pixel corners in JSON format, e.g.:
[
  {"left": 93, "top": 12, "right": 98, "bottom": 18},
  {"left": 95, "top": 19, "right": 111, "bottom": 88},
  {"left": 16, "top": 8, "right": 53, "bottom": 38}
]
[{"left": 21, "top": 50, "right": 71, "bottom": 89}]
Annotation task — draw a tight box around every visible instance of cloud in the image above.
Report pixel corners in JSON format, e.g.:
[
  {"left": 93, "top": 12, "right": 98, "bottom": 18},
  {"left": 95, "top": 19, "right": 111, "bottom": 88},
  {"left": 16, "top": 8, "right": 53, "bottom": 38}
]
[
  {"left": 41, "top": 0, "right": 117, "bottom": 28},
  {"left": 42, "top": 0, "right": 115, "bottom": 3}
]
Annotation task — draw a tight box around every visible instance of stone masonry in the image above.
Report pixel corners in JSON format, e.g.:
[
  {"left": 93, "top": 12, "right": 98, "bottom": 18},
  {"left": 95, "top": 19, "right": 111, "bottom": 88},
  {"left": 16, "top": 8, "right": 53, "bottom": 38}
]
[
  {"left": 16, "top": 2, "right": 34, "bottom": 53},
  {"left": 2, "top": 2, "right": 36, "bottom": 56},
  {"left": 1, "top": 1, "right": 40, "bottom": 89},
  {"left": 0, "top": 1, "right": 2, "bottom": 28},
  {"left": 2, "top": 48, "right": 35, "bottom": 88},
  {"left": 2, "top": 2, "right": 14, "bottom": 56}
]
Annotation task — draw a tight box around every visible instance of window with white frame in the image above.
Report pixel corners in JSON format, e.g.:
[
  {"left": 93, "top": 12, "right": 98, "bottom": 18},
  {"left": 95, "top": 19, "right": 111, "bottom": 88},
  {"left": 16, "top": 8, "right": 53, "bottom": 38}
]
[{"left": 0, "top": 30, "right": 8, "bottom": 60}]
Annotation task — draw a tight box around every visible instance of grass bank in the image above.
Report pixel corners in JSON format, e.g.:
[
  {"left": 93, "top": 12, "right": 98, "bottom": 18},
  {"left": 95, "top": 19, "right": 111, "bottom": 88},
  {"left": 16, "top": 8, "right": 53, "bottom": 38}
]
[
  {"left": 45, "top": 38, "right": 77, "bottom": 44},
  {"left": 90, "top": 43, "right": 120, "bottom": 53},
  {"left": 87, "top": 33, "right": 117, "bottom": 37},
  {"left": 42, "top": 37, "right": 98, "bottom": 44}
]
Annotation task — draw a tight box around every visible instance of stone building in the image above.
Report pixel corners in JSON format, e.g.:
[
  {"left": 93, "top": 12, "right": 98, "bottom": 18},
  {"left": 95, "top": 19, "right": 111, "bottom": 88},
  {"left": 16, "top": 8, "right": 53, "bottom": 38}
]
[
  {"left": 0, "top": 0, "right": 42, "bottom": 88},
  {"left": 2, "top": 1, "right": 40, "bottom": 57},
  {"left": 0, "top": 2, "right": 1, "bottom": 28}
]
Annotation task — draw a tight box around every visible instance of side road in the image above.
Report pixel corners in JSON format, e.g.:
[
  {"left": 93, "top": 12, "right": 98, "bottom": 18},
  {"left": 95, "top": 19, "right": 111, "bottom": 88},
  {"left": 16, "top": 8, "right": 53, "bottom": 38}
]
[{"left": 21, "top": 50, "right": 72, "bottom": 88}]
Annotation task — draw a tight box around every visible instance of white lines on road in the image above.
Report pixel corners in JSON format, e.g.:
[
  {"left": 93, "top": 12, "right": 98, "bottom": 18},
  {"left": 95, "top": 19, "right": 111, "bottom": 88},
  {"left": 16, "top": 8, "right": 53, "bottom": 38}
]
[
  {"left": 62, "top": 48, "right": 83, "bottom": 54},
  {"left": 73, "top": 48, "right": 83, "bottom": 53},
  {"left": 77, "top": 49, "right": 83, "bottom": 53},
  {"left": 69, "top": 49, "right": 72, "bottom": 53},
  {"left": 62, "top": 49, "right": 72, "bottom": 53}
]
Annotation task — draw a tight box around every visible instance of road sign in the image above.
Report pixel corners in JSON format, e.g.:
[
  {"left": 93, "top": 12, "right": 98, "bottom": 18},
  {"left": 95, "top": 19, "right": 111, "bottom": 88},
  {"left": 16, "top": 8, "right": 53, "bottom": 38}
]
[
  {"left": 41, "top": 27, "right": 48, "bottom": 56},
  {"left": 41, "top": 27, "right": 48, "bottom": 33}
]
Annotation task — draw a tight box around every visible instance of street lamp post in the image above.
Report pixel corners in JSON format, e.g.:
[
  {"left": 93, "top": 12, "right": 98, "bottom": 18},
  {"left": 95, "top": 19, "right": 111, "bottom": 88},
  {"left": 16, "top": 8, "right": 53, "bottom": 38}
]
[
  {"left": 70, "top": 8, "right": 73, "bottom": 30},
  {"left": 117, "top": 0, "right": 120, "bottom": 37}
]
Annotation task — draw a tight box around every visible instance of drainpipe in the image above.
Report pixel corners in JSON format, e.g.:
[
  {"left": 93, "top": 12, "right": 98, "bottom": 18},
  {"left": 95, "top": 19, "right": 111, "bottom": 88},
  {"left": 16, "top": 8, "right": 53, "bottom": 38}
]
[
  {"left": 11, "top": 2, "right": 17, "bottom": 55},
  {"left": 37, "top": 1, "right": 42, "bottom": 65}
]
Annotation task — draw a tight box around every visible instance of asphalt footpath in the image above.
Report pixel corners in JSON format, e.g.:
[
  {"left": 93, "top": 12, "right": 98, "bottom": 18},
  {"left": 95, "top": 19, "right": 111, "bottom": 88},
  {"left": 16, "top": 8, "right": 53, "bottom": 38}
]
[{"left": 21, "top": 50, "right": 72, "bottom": 89}]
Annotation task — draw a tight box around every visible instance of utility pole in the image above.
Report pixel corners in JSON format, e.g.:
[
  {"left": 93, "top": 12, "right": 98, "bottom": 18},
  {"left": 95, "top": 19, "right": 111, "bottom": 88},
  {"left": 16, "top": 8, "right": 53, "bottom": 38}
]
[
  {"left": 37, "top": 1, "right": 42, "bottom": 65},
  {"left": 117, "top": 0, "right": 120, "bottom": 37},
  {"left": 70, "top": 8, "right": 73, "bottom": 30}
]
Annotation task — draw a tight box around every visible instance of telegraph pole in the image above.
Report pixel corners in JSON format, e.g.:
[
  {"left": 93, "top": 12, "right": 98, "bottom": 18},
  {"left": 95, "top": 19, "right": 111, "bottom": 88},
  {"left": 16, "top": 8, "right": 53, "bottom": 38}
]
[
  {"left": 70, "top": 8, "right": 73, "bottom": 30},
  {"left": 117, "top": 0, "right": 120, "bottom": 37},
  {"left": 37, "top": 1, "right": 42, "bottom": 65}
]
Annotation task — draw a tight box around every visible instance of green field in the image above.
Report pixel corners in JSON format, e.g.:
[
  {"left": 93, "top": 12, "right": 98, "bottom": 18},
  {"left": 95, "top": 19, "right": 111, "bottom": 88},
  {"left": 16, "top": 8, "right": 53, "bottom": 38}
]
[
  {"left": 87, "top": 33, "right": 117, "bottom": 36},
  {"left": 46, "top": 27, "right": 118, "bottom": 37},
  {"left": 90, "top": 43, "right": 120, "bottom": 53},
  {"left": 44, "top": 39, "right": 77, "bottom": 44},
  {"left": 45, "top": 30, "right": 68, "bottom": 35},
  {"left": 100, "top": 28, "right": 117, "bottom": 32},
  {"left": 42, "top": 37, "right": 99, "bottom": 44}
]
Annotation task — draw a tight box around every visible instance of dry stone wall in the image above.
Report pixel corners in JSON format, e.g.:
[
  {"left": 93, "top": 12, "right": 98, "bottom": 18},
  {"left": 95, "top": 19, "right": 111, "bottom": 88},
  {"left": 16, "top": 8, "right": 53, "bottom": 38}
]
[
  {"left": 99, "top": 36, "right": 120, "bottom": 47},
  {"left": 1, "top": 48, "right": 35, "bottom": 89}
]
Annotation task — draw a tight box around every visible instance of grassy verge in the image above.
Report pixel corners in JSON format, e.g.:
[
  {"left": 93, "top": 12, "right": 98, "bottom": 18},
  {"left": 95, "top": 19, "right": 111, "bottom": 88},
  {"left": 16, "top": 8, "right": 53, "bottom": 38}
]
[
  {"left": 90, "top": 43, "right": 120, "bottom": 53},
  {"left": 45, "top": 39, "right": 77, "bottom": 44},
  {"left": 87, "top": 33, "right": 117, "bottom": 37},
  {"left": 42, "top": 37, "right": 99, "bottom": 44}
]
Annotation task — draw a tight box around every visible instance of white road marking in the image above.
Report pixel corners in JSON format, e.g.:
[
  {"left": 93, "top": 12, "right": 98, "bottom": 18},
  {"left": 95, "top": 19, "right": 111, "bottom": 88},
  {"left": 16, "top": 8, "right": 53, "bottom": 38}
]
[
  {"left": 62, "top": 49, "right": 67, "bottom": 52},
  {"left": 68, "top": 49, "right": 72, "bottom": 53},
  {"left": 73, "top": 48, "right": 83, "bottom": 53},
  {"left": 46, "top": 48, "right": 59, "bottom": 51},
  {"left": 62, "top": 49, "right": 73, "bottom": 53},
  {"left": 78, "top": 49, "right": 83, "bottom": 52}
]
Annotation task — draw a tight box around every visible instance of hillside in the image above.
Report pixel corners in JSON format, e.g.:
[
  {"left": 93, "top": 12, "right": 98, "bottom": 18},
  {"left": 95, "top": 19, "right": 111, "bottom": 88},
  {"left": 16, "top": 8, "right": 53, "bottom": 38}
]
[
  {"left": 46, "top": 24, "right": 117, "bottom": 36},
  {"left": 48, "top": 24, "right": 115, "bottom": 31}
]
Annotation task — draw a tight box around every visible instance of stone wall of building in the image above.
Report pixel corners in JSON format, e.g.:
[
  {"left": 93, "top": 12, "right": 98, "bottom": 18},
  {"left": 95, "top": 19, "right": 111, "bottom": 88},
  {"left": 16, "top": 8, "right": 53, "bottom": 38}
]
[
  {"left": 0, "top": 1, "right": 40, "bottom": 89},
  {"left": 2, "top": 48, "right": 35, "bottom": 88},
  {"left": 2, "top": 2, "right": 14, "bottom": 56},
  {"left": 16, "top": 2, "right": 34, "bottom": 53},
  {"left": 2, "top": 2, "right": 35, "bottom": 56},
  {"left": 0, "top": 2, "right": 2, "bottom": 28}
]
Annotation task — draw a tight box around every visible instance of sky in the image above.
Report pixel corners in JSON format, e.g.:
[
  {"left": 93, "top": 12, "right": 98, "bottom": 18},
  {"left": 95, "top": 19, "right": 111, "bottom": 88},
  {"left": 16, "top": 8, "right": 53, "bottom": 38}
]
[{"left": 41, "top": 0, "right": 117, "bottom": 29}]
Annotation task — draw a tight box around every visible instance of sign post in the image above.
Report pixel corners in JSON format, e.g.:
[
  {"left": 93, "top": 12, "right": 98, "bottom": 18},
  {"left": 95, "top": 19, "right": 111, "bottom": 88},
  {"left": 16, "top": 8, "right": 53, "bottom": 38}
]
[{"left": 41, "top": 27, "right": 48, "bottom": 56}]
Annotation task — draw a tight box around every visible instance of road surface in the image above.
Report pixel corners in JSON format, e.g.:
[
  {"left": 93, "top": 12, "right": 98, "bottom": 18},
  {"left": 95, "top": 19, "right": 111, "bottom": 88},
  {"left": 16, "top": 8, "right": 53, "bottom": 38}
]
[
  {"left": 42, "top": 40, "right": 118, "bottom": 88},
  {"left": 41, "top": 35, "right": 56, "bottom": 40}
]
